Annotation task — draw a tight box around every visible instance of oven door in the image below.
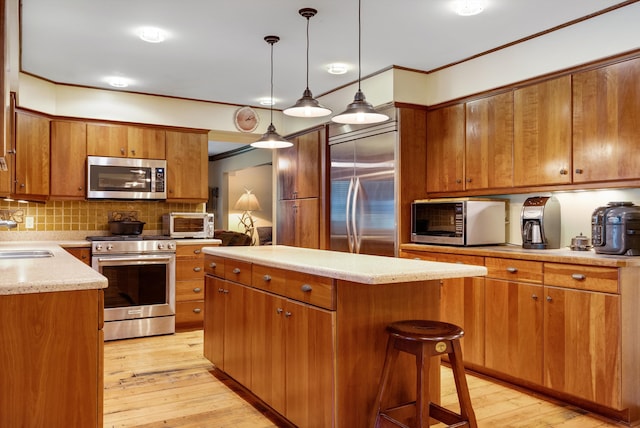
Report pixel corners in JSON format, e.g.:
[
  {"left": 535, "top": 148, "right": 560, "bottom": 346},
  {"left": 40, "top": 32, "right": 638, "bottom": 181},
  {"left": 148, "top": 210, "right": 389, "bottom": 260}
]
[{"left": 93, "top": 254, "right": 175, "bottom": 322}]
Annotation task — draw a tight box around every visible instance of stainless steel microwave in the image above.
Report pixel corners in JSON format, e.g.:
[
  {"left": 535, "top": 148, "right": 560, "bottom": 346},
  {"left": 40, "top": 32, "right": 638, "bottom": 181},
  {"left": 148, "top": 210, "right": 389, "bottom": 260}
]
[
  {"left": 411, "top": 198, "right": 506, "bottom": 246},
  {"left": 162, "top": 212, "right": 215, "bottom": 239},
  {"left": 87, "top": 156, "right": 167, "bottom": 200}
]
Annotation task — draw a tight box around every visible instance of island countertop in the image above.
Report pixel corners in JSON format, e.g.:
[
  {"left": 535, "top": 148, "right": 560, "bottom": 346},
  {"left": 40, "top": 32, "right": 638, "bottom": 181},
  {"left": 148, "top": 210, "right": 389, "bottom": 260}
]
[{"left": 202, "top": 245, "right": 487, "bottom": 284}]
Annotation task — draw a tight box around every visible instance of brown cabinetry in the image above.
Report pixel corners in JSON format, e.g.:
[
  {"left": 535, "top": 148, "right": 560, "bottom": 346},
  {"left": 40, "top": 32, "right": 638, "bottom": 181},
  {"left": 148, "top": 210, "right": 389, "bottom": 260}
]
[
  {"left": 426, "top": 104, "right": 465, "bottom": 193},
  {"left": 175, "top": 244, "right": 206, "bottom": 330},
  {"left": 87, "top": 123, "right": 165, "bottom": 159},
  {"left": 513, "top": 76, "right": 572, "bottom": 186},
  {"left": 64, "top": 247, "right": 91, "bottom": 265},
  {"left": 165, "top": 130, "right": 208, "bottom": 202},
  {"left": 14, "top": 110, "right": 50, "bottom": 199},
  {"left": 277, "top": 198, "right": 320, "bottom": 249},
  {"left": 572, "top": 57, "right": 640, "bottom": 183},
  {"left": 50, "top": 120, "right": 87, "bottom": 199},
  {"left": 0, "top": 289, "right": 103, "bottom": 427}
]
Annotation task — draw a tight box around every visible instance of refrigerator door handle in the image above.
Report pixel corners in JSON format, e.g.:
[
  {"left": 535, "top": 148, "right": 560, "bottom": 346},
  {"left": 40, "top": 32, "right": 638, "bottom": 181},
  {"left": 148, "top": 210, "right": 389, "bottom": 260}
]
[
  {"left": 353, "top": 176, "right": 362, "bottom": 254},
  {"left": 346, "top": 177, "right": 355, "bottom": 253}
]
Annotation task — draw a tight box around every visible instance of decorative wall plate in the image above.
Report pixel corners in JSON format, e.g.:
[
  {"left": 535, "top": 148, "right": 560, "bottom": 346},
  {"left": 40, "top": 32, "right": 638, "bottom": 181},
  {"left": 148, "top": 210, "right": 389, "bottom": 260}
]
[{"left": 234, "top": 106, "right": 259, "bottom": 132}]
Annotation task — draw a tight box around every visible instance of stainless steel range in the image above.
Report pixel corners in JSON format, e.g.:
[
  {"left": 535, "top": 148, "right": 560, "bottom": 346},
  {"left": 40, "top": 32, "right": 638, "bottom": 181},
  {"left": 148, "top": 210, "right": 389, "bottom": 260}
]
[{"left": 88, "top": 235, "right": 176, "bottom": 341}]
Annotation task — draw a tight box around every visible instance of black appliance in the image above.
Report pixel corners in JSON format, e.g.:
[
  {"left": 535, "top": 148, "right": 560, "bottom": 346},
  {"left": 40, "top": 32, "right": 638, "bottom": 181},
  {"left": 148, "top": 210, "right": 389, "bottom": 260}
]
[{"left": 591, "top": 202, "right": 640, "bottom": 256}]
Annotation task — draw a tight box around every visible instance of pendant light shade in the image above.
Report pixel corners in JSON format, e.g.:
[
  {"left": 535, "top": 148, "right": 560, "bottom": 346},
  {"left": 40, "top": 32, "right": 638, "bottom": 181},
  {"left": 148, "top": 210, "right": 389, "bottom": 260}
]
[
  {"left": 251, "top": 35, "right": 292, "bottom": 149},
  {"left": 284, "top": 8, "right": 331, "bottom": 118},
  {"left": 332, "top": 0, "right": 389, "bottom": 125}
]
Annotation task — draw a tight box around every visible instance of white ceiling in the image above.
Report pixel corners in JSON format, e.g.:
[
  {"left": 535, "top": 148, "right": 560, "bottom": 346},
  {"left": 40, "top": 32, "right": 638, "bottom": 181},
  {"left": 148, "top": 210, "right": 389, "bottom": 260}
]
[{"left": 20, "top": 0, "right": 634, "bottom": 155}]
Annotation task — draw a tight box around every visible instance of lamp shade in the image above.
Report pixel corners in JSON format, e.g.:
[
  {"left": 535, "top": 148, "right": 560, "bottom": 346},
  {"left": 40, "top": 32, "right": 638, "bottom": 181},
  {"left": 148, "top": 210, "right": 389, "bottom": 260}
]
[
  {"left": 251, "top": 123, "right": 293, "bottom": 149},
  {"left": 234, "top": 191, "right": 261, "bottom": 211},
  {"left": 284, "top": 88, "right": 332, "bottom": 118},
  {"left": 331, "top": 89, "right": 389, "bottom": 124}
]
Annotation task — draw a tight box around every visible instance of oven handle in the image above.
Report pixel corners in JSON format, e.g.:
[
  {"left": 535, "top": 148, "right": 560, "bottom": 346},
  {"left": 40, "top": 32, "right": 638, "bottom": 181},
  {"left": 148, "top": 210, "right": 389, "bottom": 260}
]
[{"left": 94, "top": 255, "right": 174, "bottom": 266}]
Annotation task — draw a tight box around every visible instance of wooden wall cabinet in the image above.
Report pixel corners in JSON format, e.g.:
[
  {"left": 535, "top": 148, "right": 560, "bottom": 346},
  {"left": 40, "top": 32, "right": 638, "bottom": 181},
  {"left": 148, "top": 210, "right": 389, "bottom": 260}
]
[
  {"left": 572, "top": 57, "right": 640, "bottom": 183},
  {"left": 87, "top": 123, "right": 165, "bottom": 159},
  {"left": 50, "top": 120, "right": 87, "bottom": 199},
  {"left": 175, "top": 244, "right": 206, "bottom": 330},
  {"left": 277, "top": 198, "right": 320, "bottom": 249},
  {"left": 14, "top": 110, "right": 50, "bottom": 199},
  {"left": 426, "top": 104, "right": 465, "bottom": 193},
  {"left": 165, "top": 130, "right": 208, "bottom": 202}
]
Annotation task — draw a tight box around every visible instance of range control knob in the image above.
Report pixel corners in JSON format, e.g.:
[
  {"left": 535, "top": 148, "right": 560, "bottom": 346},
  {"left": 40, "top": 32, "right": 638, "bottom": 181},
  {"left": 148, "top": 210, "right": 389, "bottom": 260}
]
[
  {"left": 167, "top": 242, "right": 175, "bottom": 250},
  {"left": 106, "top": 244, "right": 113, "bottom": 251},
  {"left": 95, "top": 244, "right": 103, "bottom": 251},
  {"left": 157, "top": 243, "right": 165, "bottom": 250}
]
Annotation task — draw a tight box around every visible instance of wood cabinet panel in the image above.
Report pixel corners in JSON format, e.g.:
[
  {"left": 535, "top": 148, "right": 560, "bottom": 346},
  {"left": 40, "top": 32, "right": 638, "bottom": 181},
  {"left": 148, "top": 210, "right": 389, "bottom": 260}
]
[
  {"left": 64, "top": 247, "right": 91, "bottom": 265},
  {"left": 426, "top": 104, "right": 465, "bottom": 192},
  {"left": 127, "top": 126, "right": 165, "bottom": 159},
  {"left": 86, "top": 123, "right": 128, "bottom": 157},
  {"left": 544, "top": 263, "right": 618, "bottom": 293},
  {"left": 165, "top": 130, "right": 208, "bottom": 201},
  {"left": 513, "top": 76, "right": 572, "bottom": 186},
  {"left": 278, "top": 128, "right": 322, "bottom": 200},
  {"left": 223, "top": 259, "right": 252, "bottom": 285},
  {"left": 544, "top": 286, "right": 622, "bottom": 409},
  {"left": 572, "top": 58, "right": 640, "bottom": 183},
  {"left": 277, "top": 198, "right": 320, "bottom": 248},
  {"left": 175, "top": 300, "right": 204, "bottom": 325},
  {"left": 14, "top": 111, "right": 50, "bottom": 198},
  {"left": 175, "top": 244, "right": 206, "bottom": 330},
  {"left": 485, "top": 278, "right": 543, "bottom": 384},
  {"left": 175, "top": 279, "right": 204, "bottom": 302},
  {"left": 465, "top": 92, "right": 514, "bottom": 189},
  {"left": 284, "top": 269, "right": 335, "bottom": 310},
  {"left": 203, "top": 276, "right": 224, "bottom": 366},
  {"left": 252, "top": 264, "right": 287, "bottom": 295},
  {"left": 485, "top": 257, "right": 543, "bottom": 284},
  {"left": 50, "top": 120, "right": 87, "bottom": 199}
]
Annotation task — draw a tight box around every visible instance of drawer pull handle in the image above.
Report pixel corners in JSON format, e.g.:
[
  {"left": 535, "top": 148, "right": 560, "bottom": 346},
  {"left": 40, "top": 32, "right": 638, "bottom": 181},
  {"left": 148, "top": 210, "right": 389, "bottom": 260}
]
[
  {"left": 285, "top": 311, "right": 292, "bottom": 318},
  {"left": 193, "top": 287, "right": 202, "bottom": 293},
  {"left": 546, "top": 296, "right": 552, "bottom": 302},
  {"left": 506, "top": 267, "right": 518, "bottom": 273},
  {"left": 232, "top": 267, "right": 241, "bottom": 274},
  {"left": 571, "top": 273, "right": 586, "bottom": 281},
  {"left": 276, "top": 308, "right": 283, "bottom": 315},
  {"left": 192, "top": 308, "right": 202, "bottom": 314},
  {"left": 194, "top": 249, "right": 201, "bottom": 254},
  {"left": 209, "top": 262, "right": 217, "bottom": 268},
  {"left": 301, "top": 284, "right": 313, "bottom": 292},
  {"left": 217, "top": 288, "right": 224, "bottom": 293},
  {"left": 223, "top": 289, "right": 229, "bottom": 294},
  {"left": 532, "top": 294, "right": 538, "bottom": 300},
  {"left": 263, "top": 274, "right": 272, "bottom": 282},
  {"left": 193, "top": 267, "right": 202, "bottom": 272}
]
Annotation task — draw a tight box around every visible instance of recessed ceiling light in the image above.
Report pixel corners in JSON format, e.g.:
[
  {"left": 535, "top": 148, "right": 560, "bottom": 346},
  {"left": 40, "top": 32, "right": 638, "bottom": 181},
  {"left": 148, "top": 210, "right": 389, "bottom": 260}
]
[
  {"left": 107, "top": 77, "right": 130, "bottom": 88},
  {"left": 138, "top": 26, "right": 167, "bottom": 43},
  {"left": 259, "top": 97, "right": 275, "bottom": 106},
  {"left": 452, "top": 0, "right": 485, "bottom": 16},
  {"left": 327, "top": 63, "right": 348, "bottom": 75}
]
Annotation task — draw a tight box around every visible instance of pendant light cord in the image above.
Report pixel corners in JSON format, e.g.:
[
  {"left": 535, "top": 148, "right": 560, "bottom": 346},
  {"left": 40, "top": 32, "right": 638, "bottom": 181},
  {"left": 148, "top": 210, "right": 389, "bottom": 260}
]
[
  {"left": 358, "top": 0, "right": 362, "bottom": 91},
  {"left": 270, "top": 40, "right": 274, "bottom": 125},
  {"left": 305, "top": 14, "right": 310, "bottom": 90}
]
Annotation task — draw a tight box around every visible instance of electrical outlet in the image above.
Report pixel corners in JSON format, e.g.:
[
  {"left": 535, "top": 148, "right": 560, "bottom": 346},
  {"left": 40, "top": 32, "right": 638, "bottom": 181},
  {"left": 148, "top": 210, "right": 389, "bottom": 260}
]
[{"left": 25, "top": 217, "right": 34, "bottom": 229}]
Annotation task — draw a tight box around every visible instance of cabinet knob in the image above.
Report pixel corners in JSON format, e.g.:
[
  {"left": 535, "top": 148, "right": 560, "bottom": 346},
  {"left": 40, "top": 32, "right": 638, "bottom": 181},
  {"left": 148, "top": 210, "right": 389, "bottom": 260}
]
[
  {"left": 466, "top": 178, "right": 472, "bottom": 183},
  {"left": 192, "top": 308, "right": 202, "bottom": 314},
  {"left": 571, "top": 273, "right": 586, "bottom": 281},
  {"left": 6, "top": 149, "right": 15, "bottom": 155},
  {"left": 263, "top": 274, "right": 272, "bottom": 282},
  {"left": 223, "top": 289, "right": 229, "bottom": 294},
  {"left": 20, "top": 183, "right": 25, "bottom": 188},
  {"left": 232, "top": 267, "right": 241, "bottom": 274},
  {"left": 194, "top": 249, "right": 201, "bottom": 254},
  {"left": 532, "top": 294, "right": 538, "bottom": 300},
  {"left": 546, "top": 296, "right": 552, "bottom": 302},
  {"left": 209, "top": 262, "right": 217, "bottom": 268},
  {"left": 575, "top": 168, "right": 584, "bottom": 174},
  {"left": 276, "top": 307, "right": 283, "bottom": 315},
  {"left": 506, "top": 267, "right": 518, "bottom": 273},
  {"left": 193, "top": 267, "right": 201, "bottom": 272},
  {"left": 559, "top": 168, "right": 568, "bottom": 175},
  {"left": 193, "top": 287, "right": 202, "bottom": 293},
  {"left": 301, "top": 284, "right": 313, "bottom": 292},
  {"left": 456, "top": 179, "right": 462, "bottom": 184},
  {"left": 217, "top": 288, "right": 225, "bottom": 293},
  {"left": 120, "top": 147, "right": 125, "bottom": 155},
  {"left": 78, "top": 187, "right": 83, "bottom": 191},
  {"left": 285, "top": 311, "right": 292, "bottom": 318},
  {"left": 131, "top": 149, "right": 136, "bottom": 156}
]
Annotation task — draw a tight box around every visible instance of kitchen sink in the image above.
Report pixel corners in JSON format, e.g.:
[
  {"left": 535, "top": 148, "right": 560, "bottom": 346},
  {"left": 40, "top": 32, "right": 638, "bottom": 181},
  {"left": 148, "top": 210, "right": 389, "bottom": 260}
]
[{"left": 0, "top": 250, "right": 54, "bottom": 259}]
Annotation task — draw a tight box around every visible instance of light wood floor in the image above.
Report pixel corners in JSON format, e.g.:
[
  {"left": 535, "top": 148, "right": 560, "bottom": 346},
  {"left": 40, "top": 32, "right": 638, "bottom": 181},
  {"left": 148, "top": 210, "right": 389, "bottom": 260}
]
[{"left": 104, "top": 330, "right": 627, "bottom": 428}]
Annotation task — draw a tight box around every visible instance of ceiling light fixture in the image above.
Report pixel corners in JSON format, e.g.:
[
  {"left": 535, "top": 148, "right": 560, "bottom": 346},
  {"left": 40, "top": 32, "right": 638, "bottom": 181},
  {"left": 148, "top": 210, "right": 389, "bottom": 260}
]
[
  {"left": 259, "top": 98, "right": 275, "bottom": 106},
  {"left": 332, "top": 0, "right": 389, "bottom": 125},
  {"left": 138, "top": 26, "right": 167, "bottom": 43},
  {"left": 284, "top": 8, "right": 331, "bottom": 118},
  {"left": 251, "top": 36, "right": 293, "bottom": 149},
  {"left": 107, "top": 77, "right": 129, "bottom": 88},
  {"left": 327, "top": 63, "right": 348, "bottom": 75},
  {"left": 452, "top": 0, "right": 485, "bottom": 16}
]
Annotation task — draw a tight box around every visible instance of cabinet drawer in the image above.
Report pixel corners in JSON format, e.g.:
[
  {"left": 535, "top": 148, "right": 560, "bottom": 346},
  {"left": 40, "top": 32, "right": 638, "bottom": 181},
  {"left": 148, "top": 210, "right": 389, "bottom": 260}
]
[
  {"left": 176, "top": 301, "right": 204, "bottom": 326},
  {"left": 176, "top": 279, "right": 205, "bottom": 302},
  {"left": 176, "top": 259, "right": 205, "bottom": 280},
  {"left": 225, "top": 260, "right": 252, "bottom": 286},
  {"left": 204, "top": 254, "right": 225, "bottom": 277},
  {"left": 284, "top": 271, "right": 335, "bottom": 310},
  {"left": 252, "top": 264, "right": 286, "bottom": 295},
  {"left": 176, "top": 244, "right": 205, "bottom": 258},
  {"left": 485, "top": 257, "right": 543, "bottom": 283},
  {"left": 544, "top": 263, "right": 619, "bottom": 293}
]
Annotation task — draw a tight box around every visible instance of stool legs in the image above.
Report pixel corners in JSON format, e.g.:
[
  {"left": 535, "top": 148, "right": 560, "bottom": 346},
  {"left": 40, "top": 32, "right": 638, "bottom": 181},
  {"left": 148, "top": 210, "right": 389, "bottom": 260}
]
[
  {"left": 371, "top": 336, "right": 400, "bottom": 428},
  {"left": 449, "top": 340, "right": 476, "bottom": 426}
]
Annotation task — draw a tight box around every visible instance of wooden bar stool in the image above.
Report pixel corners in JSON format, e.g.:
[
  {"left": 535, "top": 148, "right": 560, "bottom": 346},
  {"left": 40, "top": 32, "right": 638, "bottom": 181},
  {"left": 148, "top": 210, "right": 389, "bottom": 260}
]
[{"left": 372, "top": 320, "right": 477, "bottom": 428}]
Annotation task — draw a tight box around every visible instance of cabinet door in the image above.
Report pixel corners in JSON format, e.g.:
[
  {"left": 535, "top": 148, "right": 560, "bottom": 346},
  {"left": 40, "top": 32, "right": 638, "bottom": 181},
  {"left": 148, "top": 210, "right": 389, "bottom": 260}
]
[
  {"left": 223, "top": 281, "right": 251, "bottom": 386},
  {"left": 249, "top": 289, "right": 286, "bottom": 415},
  {"left": 465, "top": 92, "right": 514, "bottom": 190},
  {"left": 86, "top": 123, "right": 128, "bottom": 157},
  {"left": 165, "top": 130, "right": 208, "bottom": 201},
  {"left": 203, "top": 276, "right": 224, "bottom": 367},
  {"left": 50, "top": 120, "right": 87, "bottom": 199},
  {"left": 573, "top": 58, "right": 640, "bottom": 183},
  {"left": 15, "top": 111, "right": 50, "bottom": 198},
  {"left": 277, "top": 198, "right": 320, "bottom": 249},
  {"left": 513, "top": 76, "right": 572, "bottom": 186},
  {"left": 278, "top": 128, "right": 322, "bottom": 200},
  {"left": 544, "top": 286, "right": 621, "bottom": 409},
  {"left": 485, "top": 278, "right": 543, "bottom": 384},
  {"left": 285, "top": 299, "right": 335, "bottom": 428},
  {"left": 127, "top": 127, "right": 166, "bottom": 159},
  {"left": 426, "top": 104, "right": 465, "bottom": 192}
]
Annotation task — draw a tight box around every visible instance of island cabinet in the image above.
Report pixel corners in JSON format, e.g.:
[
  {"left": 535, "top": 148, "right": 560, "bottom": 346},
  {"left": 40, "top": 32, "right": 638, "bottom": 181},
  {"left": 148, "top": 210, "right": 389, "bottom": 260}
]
[
  {"left": 0, "top": 289, "right": 104, "bottom": 427},
  {"left": 201, "top": 247, "right": 477, "bottom": 428},
  {"left": 165, "top": 130, "right": 208, "bottom": 202},
  {"left": 175, "top": 244, "right": 207, "bottom": 331},
  {"left": 50, "top": 119, "right": 87, "bottom": 199},
  {"left": 64, "top": 246, "right": 91, "bottom": 265}
]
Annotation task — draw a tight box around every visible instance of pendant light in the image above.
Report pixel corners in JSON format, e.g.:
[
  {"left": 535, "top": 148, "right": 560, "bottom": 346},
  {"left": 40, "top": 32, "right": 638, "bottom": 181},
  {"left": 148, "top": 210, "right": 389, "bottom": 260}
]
[
  {"left": 251, "top": 36, "right": 293, "bottom": 149},
  {"left": 332, "top": 0, "right": 389, "bottom": 124},
  {"left": 283, "top": 8, "right": 331, "bottom": 118}
]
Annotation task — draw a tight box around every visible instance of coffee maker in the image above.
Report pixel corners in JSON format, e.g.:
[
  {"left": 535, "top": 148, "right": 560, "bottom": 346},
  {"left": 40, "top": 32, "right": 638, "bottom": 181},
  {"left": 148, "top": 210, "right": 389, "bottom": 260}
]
[{"left": 521, "top": 196, "right": 561, "bottom": 249}]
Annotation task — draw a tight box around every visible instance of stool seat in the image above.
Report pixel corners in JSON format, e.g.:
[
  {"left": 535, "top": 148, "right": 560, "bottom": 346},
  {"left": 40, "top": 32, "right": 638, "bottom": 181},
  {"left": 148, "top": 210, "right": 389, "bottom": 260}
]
[{"left": 372, "top": 319, "right": 477, "bottom": 428}]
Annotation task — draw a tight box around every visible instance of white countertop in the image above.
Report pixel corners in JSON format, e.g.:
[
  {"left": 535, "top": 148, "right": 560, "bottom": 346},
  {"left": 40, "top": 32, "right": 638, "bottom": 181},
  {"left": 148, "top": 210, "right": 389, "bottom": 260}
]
[
  {"left": 202, "top": 245, "right": 487, "bottom": 284},
  {"left": 0, "top": 242, "right": 107, "bottom": 295}
]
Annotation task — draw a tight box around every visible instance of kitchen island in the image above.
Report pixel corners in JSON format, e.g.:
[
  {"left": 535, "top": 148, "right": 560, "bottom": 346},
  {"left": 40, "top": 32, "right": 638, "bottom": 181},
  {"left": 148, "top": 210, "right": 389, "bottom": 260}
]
[
  {"left": 0, "top": 242, "right": 107, "bottom": 427},
  {"left": 202, "top": 245, "right": 486, "bottom": 428}
]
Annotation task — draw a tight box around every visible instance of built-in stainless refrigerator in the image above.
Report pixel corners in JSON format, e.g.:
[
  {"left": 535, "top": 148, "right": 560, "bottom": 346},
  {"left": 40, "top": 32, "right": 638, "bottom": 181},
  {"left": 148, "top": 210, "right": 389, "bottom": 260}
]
[{"left": 329, "top": 117, "right": 397, "bottom": 256}]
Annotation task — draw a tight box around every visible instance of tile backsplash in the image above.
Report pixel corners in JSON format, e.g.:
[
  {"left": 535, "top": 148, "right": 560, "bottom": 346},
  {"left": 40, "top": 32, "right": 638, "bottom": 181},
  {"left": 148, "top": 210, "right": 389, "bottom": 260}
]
[{"left": 0, "top": 199, "right": 204, "bottom": 238}]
